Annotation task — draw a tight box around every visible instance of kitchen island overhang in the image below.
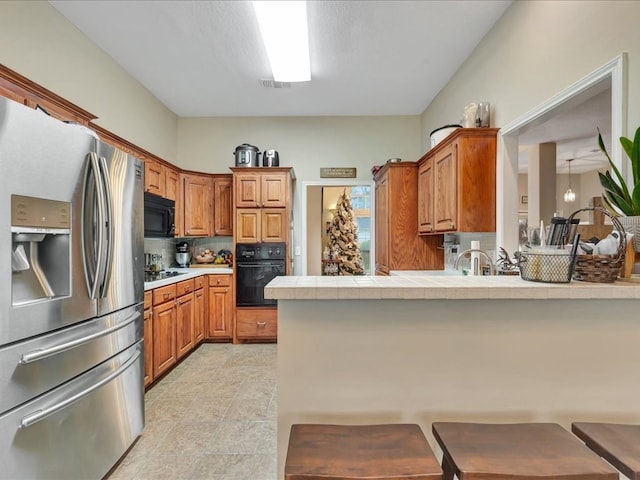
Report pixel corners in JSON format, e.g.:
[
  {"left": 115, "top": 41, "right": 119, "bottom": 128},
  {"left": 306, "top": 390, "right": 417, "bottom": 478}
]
[{"left": 267, "top": 275, "right": 640, "bottom": 477}]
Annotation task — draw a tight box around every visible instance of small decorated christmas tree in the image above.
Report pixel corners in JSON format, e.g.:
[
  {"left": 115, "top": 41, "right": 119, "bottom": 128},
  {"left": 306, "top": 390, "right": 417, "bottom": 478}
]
[{"left": 326, "top": 190, "right": 365, "bottom": 275}]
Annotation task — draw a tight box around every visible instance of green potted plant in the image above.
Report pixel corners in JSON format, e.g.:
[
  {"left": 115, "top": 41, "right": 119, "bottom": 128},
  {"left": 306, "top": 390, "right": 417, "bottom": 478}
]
[{"left": 598, "top": 126, "right": 640, "bottom": 251}]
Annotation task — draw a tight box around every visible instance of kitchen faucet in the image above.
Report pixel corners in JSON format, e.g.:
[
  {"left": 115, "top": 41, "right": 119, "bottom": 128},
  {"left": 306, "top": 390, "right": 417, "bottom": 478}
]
[{"left": 454, "top": 249, "right": 495, "bottom": 275}]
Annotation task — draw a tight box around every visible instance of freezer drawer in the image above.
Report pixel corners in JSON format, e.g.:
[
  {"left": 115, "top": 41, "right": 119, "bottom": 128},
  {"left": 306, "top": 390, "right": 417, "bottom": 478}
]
[
  {"left": 0, "top": 302, "right": 142, "bottom": 414},
  {"left": 0, "top": 341, "right": 144, "bottom": 480}
]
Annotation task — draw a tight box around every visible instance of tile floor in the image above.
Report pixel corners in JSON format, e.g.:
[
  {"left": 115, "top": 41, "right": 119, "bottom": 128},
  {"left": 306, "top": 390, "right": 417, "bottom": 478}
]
[{"left": 108, "top": 343, "right": 277, "bottom": 480}]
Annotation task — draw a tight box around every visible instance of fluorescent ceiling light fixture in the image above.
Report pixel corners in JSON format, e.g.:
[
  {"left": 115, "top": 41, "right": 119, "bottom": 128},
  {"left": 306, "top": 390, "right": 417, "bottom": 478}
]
[{"left": 252, "top": 0, "right": 311, "bottom": 82}]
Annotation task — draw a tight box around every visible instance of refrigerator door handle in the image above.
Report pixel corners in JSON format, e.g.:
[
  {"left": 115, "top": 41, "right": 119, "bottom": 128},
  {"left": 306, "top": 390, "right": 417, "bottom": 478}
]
[
  {"left": 19, "top": 311, "right": 140, "bottom": 364},
  {"left": 96, "top": 155, "right": 114, "bottom": 298},
  {"left": 82, "top": 152, "right": 108, "bottom": 299},
  {"left": 19, "top": 347, "right": 141, "bottom": 429}
]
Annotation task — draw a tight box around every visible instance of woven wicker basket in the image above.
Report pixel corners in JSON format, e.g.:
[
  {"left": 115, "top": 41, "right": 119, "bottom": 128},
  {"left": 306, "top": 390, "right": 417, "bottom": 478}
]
[{"left": 566, "top": 207, "right": 626, "bottom": 283}]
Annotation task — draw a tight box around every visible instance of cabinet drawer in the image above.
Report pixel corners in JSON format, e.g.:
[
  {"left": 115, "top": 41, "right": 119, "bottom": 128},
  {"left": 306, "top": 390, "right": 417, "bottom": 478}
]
[
  {"left": 144, "top": 290, "right": 152, "bottom": 309},
  {"left": 194, "top": 275, "right": 205, "bottom": 289},
  {"left": 176, "top": 279, "right": 195, "bottom": 296},
  {"left": 236, "top": 309, "right": 277, "bottom": 339},
  {"left": 152, "top": 284, "right": 176, "bottom": 305},
  {"left": 208, "top": 274, "right": 231, "bottom": 287}
]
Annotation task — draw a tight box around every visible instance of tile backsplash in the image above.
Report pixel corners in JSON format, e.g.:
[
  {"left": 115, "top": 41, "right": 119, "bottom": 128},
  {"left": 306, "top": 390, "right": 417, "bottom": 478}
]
[
  {"left": 443, "top": 232, "right": 497, "bottom": 269},
  {"left": 144, "top": 236, "right": 233, "bottom": 269}
]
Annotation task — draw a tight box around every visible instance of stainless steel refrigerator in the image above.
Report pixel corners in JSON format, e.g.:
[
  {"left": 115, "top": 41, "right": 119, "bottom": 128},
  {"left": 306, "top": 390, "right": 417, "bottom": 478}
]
[{"left": 0, "top": 97, "right": 145, "bottom": 479}]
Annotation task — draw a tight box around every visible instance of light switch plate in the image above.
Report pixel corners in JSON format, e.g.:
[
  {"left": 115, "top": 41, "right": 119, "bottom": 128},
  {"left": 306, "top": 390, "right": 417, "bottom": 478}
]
[{"left": 294, "top": 246, "right": 301, "bottom": 256}]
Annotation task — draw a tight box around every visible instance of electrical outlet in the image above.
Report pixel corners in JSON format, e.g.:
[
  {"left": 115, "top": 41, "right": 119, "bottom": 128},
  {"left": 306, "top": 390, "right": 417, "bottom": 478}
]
[{"left": 294, "top": 246, "right": 301, "bottom": 256}]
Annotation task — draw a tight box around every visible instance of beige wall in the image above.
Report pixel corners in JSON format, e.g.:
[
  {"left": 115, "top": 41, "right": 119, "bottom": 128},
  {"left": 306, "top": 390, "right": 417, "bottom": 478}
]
[
  {"left": 178, "top": 116, "right": 417, "bottom": 272},
  {"left": 4, "top": 1, "right": 638, "bottom": 270},
  {"left": 420, "top": 1, "right": 640, "bottom": 152},
  {"left": 0, "top": 1, "right": 178, "bottom": 162}
]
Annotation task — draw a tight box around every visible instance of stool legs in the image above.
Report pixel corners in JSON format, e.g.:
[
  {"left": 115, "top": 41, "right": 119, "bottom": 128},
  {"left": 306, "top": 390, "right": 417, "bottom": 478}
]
[{"left": 441, "top": 454, "right": 456, "bottom": 480}]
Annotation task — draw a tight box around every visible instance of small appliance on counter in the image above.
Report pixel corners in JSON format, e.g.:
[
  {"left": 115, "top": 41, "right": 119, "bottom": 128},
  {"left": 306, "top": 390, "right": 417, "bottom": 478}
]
[
  {"left": 175, "top": 241, "right": 191, "bottom": 267},
  {"left": 234, "top": 143, "right": 261, "bottom": 167},
  {"left": 263, "top": 149, "right": 279, "bottom": 167}
]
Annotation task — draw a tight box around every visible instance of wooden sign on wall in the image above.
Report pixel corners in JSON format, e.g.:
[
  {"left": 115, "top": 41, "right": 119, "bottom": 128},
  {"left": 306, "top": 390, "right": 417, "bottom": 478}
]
[{"left": 320, "top": 167, "right": 357, "bottom": 178}]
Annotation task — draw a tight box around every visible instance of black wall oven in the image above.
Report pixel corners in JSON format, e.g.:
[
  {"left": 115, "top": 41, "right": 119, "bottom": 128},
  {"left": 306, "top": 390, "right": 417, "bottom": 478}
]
[
  {"left": 144, "top": 192, "right": 175, "bottom": 238},
  {"left": 236, "top": 243, "right": 286, "bottom": 307}
]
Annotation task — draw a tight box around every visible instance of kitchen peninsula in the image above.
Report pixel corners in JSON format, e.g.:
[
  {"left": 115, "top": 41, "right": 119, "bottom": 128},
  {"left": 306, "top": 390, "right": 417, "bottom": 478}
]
[{"left": 266, "top": 275, "right": 640, "bottom": 477}]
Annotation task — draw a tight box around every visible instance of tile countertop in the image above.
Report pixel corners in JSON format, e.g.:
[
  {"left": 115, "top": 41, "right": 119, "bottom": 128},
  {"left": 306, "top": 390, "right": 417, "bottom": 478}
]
[
  {"left": 144, "top": 267, "right": 233, "bottom": 290},
  {"left": 264, "top": 274, "right": 640, "bottom": 300}
]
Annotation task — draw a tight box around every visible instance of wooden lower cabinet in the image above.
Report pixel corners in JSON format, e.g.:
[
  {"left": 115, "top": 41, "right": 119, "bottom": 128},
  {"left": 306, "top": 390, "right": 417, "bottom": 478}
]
[
  {"left": 152, "top": 289, "right": 177, "bottom": 379},
  {"left": 175, "top": 279, "right": 195, "bottom": 359},
  {"left": 143, "top": 291, "right": 153, "bottom": 388},
  {"left": 235, "top": 308, "right": 277, "bottom": 342},
  {"left": 176, "top": 291, "right": 195, "bottom": 360},
  {"left": 194, "top": 286, "right": 205, "bottom": 344},
  {"left": 207, "top": 274, "right": 233, "bottom": 340},
  {"left": 146, "top": 273, "right": 233, "bottom": 386}
]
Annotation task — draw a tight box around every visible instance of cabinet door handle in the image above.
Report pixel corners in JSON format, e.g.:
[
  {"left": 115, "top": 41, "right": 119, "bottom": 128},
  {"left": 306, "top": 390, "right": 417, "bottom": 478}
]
[
  {"left": 163, "top": 293, "right": 171, "bottom": 299},
  {"left": 450, "top": 222, "right": 455, "bottom": 229},
  {"left": 216, "top": 279, "right": 221, "bottom": 284},
  {"left": 257, "top": 321, "right": 266, "bottom": 327}
]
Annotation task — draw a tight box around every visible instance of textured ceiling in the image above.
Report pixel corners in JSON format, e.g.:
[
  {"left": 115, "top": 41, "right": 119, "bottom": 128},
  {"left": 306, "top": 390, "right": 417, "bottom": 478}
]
[
  {"left": 49, "top": 0, "right": 511, "bottom": 117},
  {"left": 48, "top": 0, "right": 611, "bottom": 174}
]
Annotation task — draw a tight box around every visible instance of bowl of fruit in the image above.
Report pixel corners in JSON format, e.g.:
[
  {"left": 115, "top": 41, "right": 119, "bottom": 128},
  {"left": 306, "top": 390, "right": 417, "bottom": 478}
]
[{"left": 194, "top": 249, "right": 215, "bottom": 264}]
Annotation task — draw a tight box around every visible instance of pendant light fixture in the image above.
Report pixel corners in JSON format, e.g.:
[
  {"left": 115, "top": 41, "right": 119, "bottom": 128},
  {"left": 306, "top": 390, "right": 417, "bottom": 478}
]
[{"left": 563, "top": 159, "right": 576, "bottom": 203}]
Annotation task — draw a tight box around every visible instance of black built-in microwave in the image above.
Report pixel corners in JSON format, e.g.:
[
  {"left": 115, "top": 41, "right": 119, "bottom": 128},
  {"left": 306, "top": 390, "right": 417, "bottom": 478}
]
[{"left": 144, "top": 192, "right": 175, "bottom": 238}]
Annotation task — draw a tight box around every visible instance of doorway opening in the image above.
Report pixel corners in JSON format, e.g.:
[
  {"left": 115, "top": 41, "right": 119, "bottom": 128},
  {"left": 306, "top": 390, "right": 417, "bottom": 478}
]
[
  {"left": 497, "top": 54, "right": 626, "bottom": 253},
  {"left": 302, "top": 180, "right": 375, "bottom": 276}
]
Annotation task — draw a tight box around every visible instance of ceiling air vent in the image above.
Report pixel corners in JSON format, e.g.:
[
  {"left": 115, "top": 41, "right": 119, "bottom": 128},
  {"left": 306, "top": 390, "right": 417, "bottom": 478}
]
[{"left": 260, "top": 79, "right": 292, "bottom": 89}]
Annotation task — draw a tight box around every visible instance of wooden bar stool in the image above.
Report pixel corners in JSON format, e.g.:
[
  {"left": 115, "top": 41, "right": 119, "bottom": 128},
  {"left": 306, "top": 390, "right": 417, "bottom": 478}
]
[
  {"left": 432, "top": 422, "right": 618, "bottom": 480},
  {"left": 284, "top": 423, "right": 443, "bottom": 479},
  {"left": 572, "top": 422, "right": 640, "bottom": 480}
]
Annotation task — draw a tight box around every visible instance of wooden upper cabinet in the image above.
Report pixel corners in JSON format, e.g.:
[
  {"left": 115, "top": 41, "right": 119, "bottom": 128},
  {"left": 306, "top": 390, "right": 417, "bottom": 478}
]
[
  {"left": 417, "top": 158, "right": 435, "bottom": 234},
  {"left": 165, "top": 167, "right": 179, "bottom": 202},
  {"left": 261, "top": 209, "right": 288, "bottom": 242},
  {"left": 433, "top": 142, "right": 457, "bottom": 232},
  {"left": 374, "top": 162, "right": 443, "bottom": 275},
  {"left": 0, "top": 81, "right": 27, "bottom": 105},
  {"left": 213, "top": 176, "right": 233, "bottom": 236},
  {"left": 233, "top": 169, "right": 289, "bottom": 208},
  {"left": 261, "top": 173, "right": 288, "bottom": 207},
  {"left": 145, "top": 160, "right": 165, "bottom": 197},
  {"left": 417, "top": 128, "right": 498, "bottom": 235},
  {"left": 182, "top": 173, "right": 212, "bottom": 237},
  {"left": 235, "top": 208, "right": 287, "bottom": 243},
  {"left": 232, "top": 167, "right": 294, "bottom": 245},
  {"left": 235, "top": 172, "right": 261, "bottom": 207}
]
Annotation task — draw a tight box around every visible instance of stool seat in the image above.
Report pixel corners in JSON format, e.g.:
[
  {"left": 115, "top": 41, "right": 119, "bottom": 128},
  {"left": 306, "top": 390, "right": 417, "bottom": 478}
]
[
  {"left": 284, "top": 423, "right": 442, "bottom": 479},
  {"left": 572, "top": 422, "right": 640, "bottom": 480},
  {"left": 432, "top": 422, "right": 618, "bottom": 480}
]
